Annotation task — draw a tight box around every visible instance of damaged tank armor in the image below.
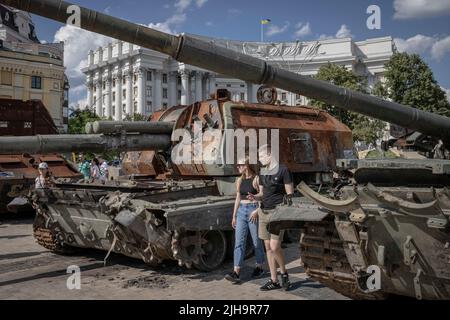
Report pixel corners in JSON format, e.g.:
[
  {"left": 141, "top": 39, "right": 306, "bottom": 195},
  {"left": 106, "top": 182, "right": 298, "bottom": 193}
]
[{"left": 0, "top": 0, "right": 449, "bottom": 299}]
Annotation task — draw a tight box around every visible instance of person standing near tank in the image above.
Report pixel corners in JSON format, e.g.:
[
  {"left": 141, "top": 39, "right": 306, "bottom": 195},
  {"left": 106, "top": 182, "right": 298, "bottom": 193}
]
[
  {"left": 248, "top": 144, "right": 294, "bottom": 291},
  {"left": 78, "top": 153, "right": 91, "bottom": 182},
  {"left": 35, "top": 162, "right": 55, "bottom": 189},
  {"left": 225, "top": 158, "right": 266, "bottom": 284}
]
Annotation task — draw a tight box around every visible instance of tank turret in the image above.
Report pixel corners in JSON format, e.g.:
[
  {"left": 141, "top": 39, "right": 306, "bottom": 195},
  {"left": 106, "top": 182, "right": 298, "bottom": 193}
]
[{"left": 0, "top": 0, "right": 449, "bottom": 144}]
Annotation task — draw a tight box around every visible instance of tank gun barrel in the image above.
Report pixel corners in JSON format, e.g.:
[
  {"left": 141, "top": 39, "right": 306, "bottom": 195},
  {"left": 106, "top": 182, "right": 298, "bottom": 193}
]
[
  {"left": 3, "top": 0, "right": 450, "bottom": 141},
  {"left": 86, "top": 121, "right": 174, "bottom": 135},
  {"left": 0, "top": 134, "right": 171, "bottom": 154}
]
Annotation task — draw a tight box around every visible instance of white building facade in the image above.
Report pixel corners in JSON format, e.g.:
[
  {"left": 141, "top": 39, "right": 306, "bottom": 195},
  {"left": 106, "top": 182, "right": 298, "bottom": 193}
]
[{"left": 83, "top": 35, "right": 395, "bottom": 120}]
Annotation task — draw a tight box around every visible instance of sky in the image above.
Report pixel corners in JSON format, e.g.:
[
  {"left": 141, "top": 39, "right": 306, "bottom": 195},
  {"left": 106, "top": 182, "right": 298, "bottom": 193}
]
[{"left": 28, "top": 0, "right": 450, "bottom": 108}]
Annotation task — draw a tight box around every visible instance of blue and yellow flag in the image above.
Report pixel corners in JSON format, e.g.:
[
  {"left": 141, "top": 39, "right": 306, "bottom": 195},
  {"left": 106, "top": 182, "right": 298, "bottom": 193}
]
[{"left": 261, "top": 19, "right": 271, "bottom": 25}]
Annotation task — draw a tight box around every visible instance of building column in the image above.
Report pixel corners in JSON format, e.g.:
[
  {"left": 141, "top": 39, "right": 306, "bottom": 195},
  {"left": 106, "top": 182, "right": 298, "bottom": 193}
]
[
  {"left": 104, "top": 76, "right": 112, "bottom": 118},
  {"left": 136, "top": 68, "right": 145, "bottom": 115},
  {"left": 125, "top": 70, "right": 133, "bottom": 116},
  {"left": 115, "top": 73, "right": 123, "bottom": 120},
  {"left": 180, "top": 70, "right": 191, "bottom": 105},
  {"left": 95, "top": 78, "right": 102, "bottom": 117},
  {"left": 168, "top": 71, "right": 177, "bottom": 107},
  {"left": 86, "top": 81, "right": 93, "bottom": 109},
  {"left": 209, "top": 74, "right": 216, "bottom": 96},
  {"left": 246, "top": 81, "right": 255, "bottom": 103},
  {"left": 154, "top": 70, "right": 162, "bottom": 111},
  {"left": 195, "top": 71, "right": 203, "bottom": 103}
]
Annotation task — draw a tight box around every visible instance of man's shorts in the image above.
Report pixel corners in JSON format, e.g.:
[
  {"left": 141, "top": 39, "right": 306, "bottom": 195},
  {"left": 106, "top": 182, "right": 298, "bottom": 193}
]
[{"left": 258, "top": 208, "right": 285, "bottom": 241}]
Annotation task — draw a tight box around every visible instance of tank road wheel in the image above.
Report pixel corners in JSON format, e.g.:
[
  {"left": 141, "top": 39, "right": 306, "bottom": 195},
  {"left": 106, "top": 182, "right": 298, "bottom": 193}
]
[
  {"left": 33, "top": 214, "right": 75, "bottom": 255},
  {"left": 194, "top": 230, "right": 227, "bottom": 272}
]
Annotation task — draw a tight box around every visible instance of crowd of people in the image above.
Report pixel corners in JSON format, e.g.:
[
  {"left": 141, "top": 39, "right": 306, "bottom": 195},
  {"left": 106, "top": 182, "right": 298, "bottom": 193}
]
[{"left": 77, "top": 153, "right": 110, "bottom": 183}]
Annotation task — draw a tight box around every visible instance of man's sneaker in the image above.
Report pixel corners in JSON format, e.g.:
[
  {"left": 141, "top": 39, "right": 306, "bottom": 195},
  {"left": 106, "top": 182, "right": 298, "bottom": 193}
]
[
  {"left": 260, "top": 279, "right": 281, "bottom": 291},
  {"left": 281, "top": 273, "right": 292, "bottom": 291},
  {"left": 225, "top": 271, "right": 241, "bottom": 284},
  {"left": 251, "top": 266, "right": 264, "bottom": 278}
]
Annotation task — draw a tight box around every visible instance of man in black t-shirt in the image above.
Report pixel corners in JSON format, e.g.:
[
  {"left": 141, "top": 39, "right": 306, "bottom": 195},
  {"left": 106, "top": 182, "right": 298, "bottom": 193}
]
[{"left": 248, "top": 145, "right": 294, "bottom": 291}]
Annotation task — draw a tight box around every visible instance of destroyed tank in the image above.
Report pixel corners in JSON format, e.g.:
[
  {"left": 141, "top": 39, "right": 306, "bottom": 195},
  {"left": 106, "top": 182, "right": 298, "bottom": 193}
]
[
  {"left": 1, "top": 0, "right": 450, "bottom": 299},
  {"left": 0, "top": 99, "right": 81, "bottom": 213}
]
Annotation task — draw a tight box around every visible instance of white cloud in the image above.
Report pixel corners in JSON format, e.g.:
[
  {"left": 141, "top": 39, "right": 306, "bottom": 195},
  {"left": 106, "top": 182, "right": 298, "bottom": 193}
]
[
  {"left": 205, "top": 21, "right": 213, "bottom": 27},
  {"left": 196, "top": 0, "right": 208, "bottom": 8},
  {"left": 394, "top": 34, "right": 436, "bottom": 54},
  {"left": 175, "top": 0, "right": 192, "bottom": 12},
  {"left": 294, "top": 22, "right": 311, "bottom": 38},
  {"left": 54, "top": 25, "right": 111, "bottom": 80},
  {"left": 394, "top": 0, "right": 450, "bottom": 19},
  {"left": 431, "top": 36, "right": 450, "bottom": 60},
  {"left": 394, "top": 34, "right": 450, "bottom": 61},
  {"left": 318, "top": 24, "right": 353, "bottom": 40},
  {"left": 69, "top": 97, "right": 87, "bottom": 110},
  {"left": 335, "top": 24, "right": 353, "bottom": 38},
  {"left": 266, "top": 22, "right": 290, "bottom": 37}
]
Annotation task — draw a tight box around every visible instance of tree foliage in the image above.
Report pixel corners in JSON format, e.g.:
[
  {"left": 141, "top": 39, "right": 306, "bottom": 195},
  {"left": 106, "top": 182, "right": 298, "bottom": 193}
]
[
  {"left": 379, "top": 52, "right": 450, "bottom": 116},
  {"left": 310, "top": 63, "right": 385, "bottom": 144},
  {"left": 68, "top": 109, "right": 101, "bottom": 134}
]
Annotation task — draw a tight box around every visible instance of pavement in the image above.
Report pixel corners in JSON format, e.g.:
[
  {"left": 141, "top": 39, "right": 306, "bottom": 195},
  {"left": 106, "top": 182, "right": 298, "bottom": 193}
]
[{"left": 0, "top": 217, "right": 347, "bottom": 300}]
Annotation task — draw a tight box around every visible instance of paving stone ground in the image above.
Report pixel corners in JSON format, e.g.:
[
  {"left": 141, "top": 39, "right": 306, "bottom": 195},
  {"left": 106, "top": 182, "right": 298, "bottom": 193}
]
[{"left": 0, "top": 217, "right": 347, "bottom": 300}]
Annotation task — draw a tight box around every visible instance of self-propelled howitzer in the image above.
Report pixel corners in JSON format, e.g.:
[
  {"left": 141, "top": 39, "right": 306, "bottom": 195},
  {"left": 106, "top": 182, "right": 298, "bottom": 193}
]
[{"left": 0, "top": 0, "right": 449, "bottom": 145}]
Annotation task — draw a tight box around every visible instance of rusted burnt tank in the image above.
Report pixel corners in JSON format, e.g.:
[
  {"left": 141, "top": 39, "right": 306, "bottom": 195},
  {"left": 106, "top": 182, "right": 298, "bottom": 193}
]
[
  {"left": 0, "top": 99, "right": 80, "bottom": 213},
  {"left": 2, "top": 89, "right": 353, "bottom": 271},
  {"left": 1, "top": 0, "right": 450, "bottom": 298}
]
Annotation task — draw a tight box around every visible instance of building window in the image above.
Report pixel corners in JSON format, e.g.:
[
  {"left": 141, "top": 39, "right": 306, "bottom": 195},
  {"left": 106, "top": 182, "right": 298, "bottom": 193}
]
[
  {"left": 122, "top": 104, "right": 126, "bottom": 113},
  {"left": 113, "top": 79, "right": 116, "bottom": 87},
  {"left": 0, "top": 121, "right": 8, "bottom": 128},
  {"left": 146, "top": 86, "right": 152, "bottom": 97},
  {"left": 146, "top": 101, "right": 152, "bottom": 113},
  {"left": 147, "top": 71, "right": 152, "bottom": 82},
  {"left": 112, "top": 92, "right": 116, "bottom": 102},
  {"left": 24, "top": 122, "right": 32, "bottom": 129},
  {"left": 240, "top": 93, "right": 245, "bottom": 101},
  {"left": 162, "top": 73, "right": 168, "bottom": 84},
  {"left": 177, "top": 90, "right": 181, "bottom": 99},
  {"left": 103, "top": 82, "right": 106, "bottom": 90},
  {"left": 163, "top": 88, "right": 168, "bottom": 99},
  {"left": 122, "top": 89, "right": 126, "bottom": 99},
  {"left": 240, "top": 84, "right": 245, "bottom": 88},
  {"left": 133, "top": 74, "right": 137, "bottom": 83},
  {"left": 133, "top": 87, "right": 138, "bottom": 97},
  {"left": 122, "top": 77, "right": 126, "bottom": 85},
  {"left": 281, "top": 92, "right": 287, "bottom": 101},
  {"left": 177, "top": 77, "right": 181, "bottom": 85},
  {"left": 296, "top": 94, "right": 301, "bottom": 100},
  {"left": 163, "top": 103, "right": 168, "bottom": 108},
  {"left": 1, "top": 71, "right": 12, "bottom": 86},
  {"left": 112, "top": 106, "right": 116, "bottom": 116},
  {"left": 102, "top": 107, "right": 105, "bottom": 117},
  {"left": 227, "top": 84, "right": 231, "bottom": 88},
  {"left": 103, "top": 95, "right": 106, "bottom": 104},
  {"left": 134, "top": 101, "right": 138, "bottom": 113},
  {"left": 94, "top": 86, "right": 97, "bottom": 92},
  {"left": 31, "top": 76, "right": 42, "bottom": 89}
]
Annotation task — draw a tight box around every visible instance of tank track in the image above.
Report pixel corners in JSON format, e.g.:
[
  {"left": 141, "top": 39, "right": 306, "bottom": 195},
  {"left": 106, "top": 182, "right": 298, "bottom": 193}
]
[
  {"left": 300, "top": 220, "right": 385, "bottom": 300},
  {"left": 33, "top": 216, "right": 73, "bottom": 254}
]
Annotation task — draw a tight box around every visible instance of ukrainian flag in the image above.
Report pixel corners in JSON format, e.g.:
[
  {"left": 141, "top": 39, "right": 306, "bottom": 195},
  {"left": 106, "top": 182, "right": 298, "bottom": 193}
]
[{"left": 261, "top": 19, "right": 271, "bottom": 25}]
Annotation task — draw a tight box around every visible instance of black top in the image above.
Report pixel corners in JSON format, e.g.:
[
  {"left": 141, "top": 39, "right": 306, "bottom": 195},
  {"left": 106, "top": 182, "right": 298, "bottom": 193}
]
[
  {"left": 239, "top": 177, "right": 258, "bottom": 196},
  {"left": 259, "top": 164, "right": 293, "bottom": 210}
]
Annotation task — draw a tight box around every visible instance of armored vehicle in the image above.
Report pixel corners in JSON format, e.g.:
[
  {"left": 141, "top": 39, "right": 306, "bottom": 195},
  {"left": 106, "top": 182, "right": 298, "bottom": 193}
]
[
  {"left": 1, "top": 0, "right": 449, "bottom": 299},
  {"left": 0, "top": 99, "right": 80, "bottom": 213}
]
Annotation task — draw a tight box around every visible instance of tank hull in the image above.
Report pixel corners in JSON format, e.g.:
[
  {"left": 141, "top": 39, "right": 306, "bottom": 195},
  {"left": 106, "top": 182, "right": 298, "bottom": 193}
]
[{"left": 32, "top": 180, "right": 236, "bottom": 270}]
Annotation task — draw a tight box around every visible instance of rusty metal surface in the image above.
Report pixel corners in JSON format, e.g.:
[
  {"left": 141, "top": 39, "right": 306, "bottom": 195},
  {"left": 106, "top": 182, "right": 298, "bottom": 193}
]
[{"left": 0, "top": 99, "right": 58, "bottom": 136}]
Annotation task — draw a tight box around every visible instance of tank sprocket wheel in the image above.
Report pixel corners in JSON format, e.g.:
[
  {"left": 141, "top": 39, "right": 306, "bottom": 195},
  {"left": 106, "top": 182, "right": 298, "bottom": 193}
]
[
  {"left": 172, "top": 230, "right": 227, "bottom": 271},
  {"left": 33, "top": 214, "right": 75, "bottom": 255}
]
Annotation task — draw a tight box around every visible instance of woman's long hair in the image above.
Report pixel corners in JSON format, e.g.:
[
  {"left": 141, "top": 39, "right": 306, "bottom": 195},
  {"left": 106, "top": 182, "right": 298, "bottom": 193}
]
[{"left": 240, "top": 157, "right": 260, "bottom": 180}]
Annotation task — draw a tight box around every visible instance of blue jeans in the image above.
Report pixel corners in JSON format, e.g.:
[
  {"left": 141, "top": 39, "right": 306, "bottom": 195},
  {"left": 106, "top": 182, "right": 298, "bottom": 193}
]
[{"left": 234, "top": 203, "right": 265, "bottom": 268}]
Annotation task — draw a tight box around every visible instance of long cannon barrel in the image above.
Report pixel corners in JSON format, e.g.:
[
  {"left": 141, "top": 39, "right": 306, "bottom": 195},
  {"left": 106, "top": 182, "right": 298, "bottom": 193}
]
[
  {"left": 0, "top": 134, "right": 171, "bottom": 154},
  {"left": 2, "top": 0, "right": 450, "bottom": 142},
  {"left": 86, "top": 121, "right": 174, "bottom": 135}
]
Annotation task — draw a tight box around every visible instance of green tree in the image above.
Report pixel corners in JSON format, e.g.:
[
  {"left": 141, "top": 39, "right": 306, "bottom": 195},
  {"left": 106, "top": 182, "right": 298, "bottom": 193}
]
[
  {"left": 311, "top": 63, "right": 384, "bottom": 144},
  {"left": 68, "top": 109, "right": 101, "bottom": 134},
  {"left": 378, "top": 52, "right": 450, "bottom": 116}
]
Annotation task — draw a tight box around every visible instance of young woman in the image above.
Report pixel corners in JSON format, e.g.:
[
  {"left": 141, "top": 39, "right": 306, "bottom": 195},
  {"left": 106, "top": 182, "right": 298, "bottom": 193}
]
[
  {"left": 225, "top": 160, "right": 265, "bottom": 284},
  {"left": 90, "top": 158, "right": 100, "bottom": 181}
]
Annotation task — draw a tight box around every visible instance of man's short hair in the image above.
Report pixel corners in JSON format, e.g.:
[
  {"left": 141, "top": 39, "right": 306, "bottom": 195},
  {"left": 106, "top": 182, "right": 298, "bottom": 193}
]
[{"left": 258, "top": 144, "right": 272, "bottom": 155}]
